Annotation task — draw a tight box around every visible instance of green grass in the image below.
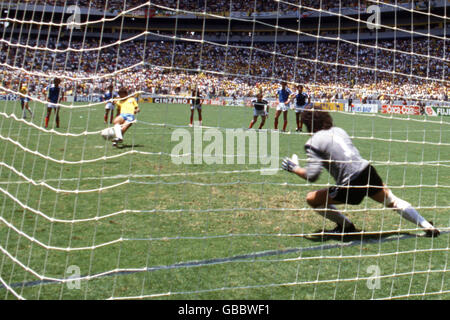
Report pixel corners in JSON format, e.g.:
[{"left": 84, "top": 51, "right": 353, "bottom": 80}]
[{"left": 0, "top": 99, "right": 449, "bottom": 300}]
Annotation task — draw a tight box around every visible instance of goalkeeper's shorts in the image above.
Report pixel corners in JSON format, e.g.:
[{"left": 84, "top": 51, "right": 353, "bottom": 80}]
[{"left": 328, "top": 165, "right": 384, "bottom": 205}]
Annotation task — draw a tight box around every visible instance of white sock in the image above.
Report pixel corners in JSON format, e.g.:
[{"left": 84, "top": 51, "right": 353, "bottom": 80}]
[
  {"left": 314, "top": 204, "right": 353, "bottom": 227},
  {"left": 400, "top": 206, "right": 433, "bottom": 229},
  {"left": 114, "top": 124, "right": 123, "bottom": 140},
  {"left": 385, "top": 190, "right": 433, "bottom": 229}
]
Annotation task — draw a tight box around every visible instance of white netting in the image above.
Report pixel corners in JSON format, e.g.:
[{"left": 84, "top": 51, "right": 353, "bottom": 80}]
[{"left": 0, "top": 0, "right": 449, "bottom": 300}]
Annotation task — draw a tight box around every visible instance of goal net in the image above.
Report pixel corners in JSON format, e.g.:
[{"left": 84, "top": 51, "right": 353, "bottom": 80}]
[{"left": 0, "top": 0, "right": 449, "bottom": 300}]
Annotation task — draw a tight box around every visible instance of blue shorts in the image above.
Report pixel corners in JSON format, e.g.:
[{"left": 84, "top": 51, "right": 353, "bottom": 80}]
[
  {"left": 120, "top": 113, "right": 135, "bottom": 123},
  {"left": 21, "top": 98, "right": 30, "bottom": 103}
]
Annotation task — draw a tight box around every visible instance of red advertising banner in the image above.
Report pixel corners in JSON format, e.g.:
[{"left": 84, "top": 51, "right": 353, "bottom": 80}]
[{"left": 381, "top": 105, "right": 420, "bottom": 115}]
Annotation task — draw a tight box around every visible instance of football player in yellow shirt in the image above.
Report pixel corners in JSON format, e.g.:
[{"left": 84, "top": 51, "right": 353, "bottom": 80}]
[
  {"left": 19, "top": 84, "right": 33, "bottom": 119},
  {"left": 112, "top": 87, "right": 140, "bottom": 147}
]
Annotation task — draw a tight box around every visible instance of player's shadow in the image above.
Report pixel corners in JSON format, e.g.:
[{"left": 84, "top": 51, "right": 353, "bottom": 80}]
[
  {"left": 116, "top": 144, "right": 145, "bottom": 149},
  {"left": 306, "top": 229, "right": 414, "bottom": 243}
]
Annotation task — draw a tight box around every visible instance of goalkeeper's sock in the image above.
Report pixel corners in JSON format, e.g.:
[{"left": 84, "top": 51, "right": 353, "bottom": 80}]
[
  {"left": 399, "top": 207, "right": 433, "bottom": 229},
  {"left": 384, "top": 190, "right": 433, "bottom": 229},
  {"left": 45, "top": 116, "right": 49, "bottom": 128},
  {"left": 114, "top": 124, "right": 123, "bottom": 140},
  {"left": 314, "top": 204, "right": 353, "bottom": 228}
]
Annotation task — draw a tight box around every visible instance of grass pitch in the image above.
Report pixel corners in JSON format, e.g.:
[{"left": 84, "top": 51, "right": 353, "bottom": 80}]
[{"left": 0, "top": 99, "right": 449, "bottom": 299}]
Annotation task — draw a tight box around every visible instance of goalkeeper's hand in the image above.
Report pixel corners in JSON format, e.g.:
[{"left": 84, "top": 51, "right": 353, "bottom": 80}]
[{"left": 281, "top": 157, "right": 299, "bottom": 173}]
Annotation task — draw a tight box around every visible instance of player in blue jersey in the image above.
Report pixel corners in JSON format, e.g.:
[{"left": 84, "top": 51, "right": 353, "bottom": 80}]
[
  {"left": 103, "top": 85, "right": 118, "bottom": 124},
  {"left": 274, "top": 82, "right": 292, "bottom": 132},
  {"left": 43, "top": 78, "right": 63, "bottom": 128},
  {"left": 293, "top": 85, "right": 310, "bottom": 132}
]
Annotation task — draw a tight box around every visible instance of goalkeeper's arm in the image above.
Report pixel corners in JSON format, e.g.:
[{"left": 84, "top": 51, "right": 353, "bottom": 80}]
[
  {"left": 281, "top": 150, "right": 322, "bottom": 182},
  {"left": 281, "top": 157, "right": 308, "bottom": 179}
]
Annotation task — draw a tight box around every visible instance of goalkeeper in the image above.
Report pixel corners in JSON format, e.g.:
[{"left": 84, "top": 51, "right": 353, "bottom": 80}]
[{"left": 281, "top": 106, "right": 440, "bottom": 237}]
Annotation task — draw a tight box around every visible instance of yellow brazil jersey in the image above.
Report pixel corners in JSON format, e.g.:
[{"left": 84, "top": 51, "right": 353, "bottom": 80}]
[
  {"left": 20, "top": 86, "right": 27, "bottom": 95},
  {"left": 116, "top": 97, "right": 138, "bottom": 115}
]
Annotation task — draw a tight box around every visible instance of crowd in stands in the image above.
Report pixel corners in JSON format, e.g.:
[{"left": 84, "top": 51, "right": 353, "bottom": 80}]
[
  {"left": 17, "top": 0, "right": 420, "bottom": 15},
  {"left": 0, "top": 35, "right": 448, "bottom": 103}
]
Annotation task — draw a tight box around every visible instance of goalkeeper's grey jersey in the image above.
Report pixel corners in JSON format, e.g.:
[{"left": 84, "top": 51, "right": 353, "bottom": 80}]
[{"left": 304, "top": 127, "right": 369, "bottom": 185}]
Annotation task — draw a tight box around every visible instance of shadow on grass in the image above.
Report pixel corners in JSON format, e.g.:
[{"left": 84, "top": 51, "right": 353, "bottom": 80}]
[
  {"left": 116, "top": 144, "right": 145, "bottom": 149},
  {"left": 306, "top": 229, "right": 415, "bottom": 243}
]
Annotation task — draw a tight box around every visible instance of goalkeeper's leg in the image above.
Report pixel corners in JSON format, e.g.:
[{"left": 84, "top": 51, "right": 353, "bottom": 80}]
[
  {"left": 370, "top": 188, "right": 440, "bottom": 237},
  {"left": 306, "top": 189, "right": 356, "bottom": 232}
]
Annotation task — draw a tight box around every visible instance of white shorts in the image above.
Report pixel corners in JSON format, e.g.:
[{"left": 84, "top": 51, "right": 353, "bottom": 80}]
[
  {"left": 105, "top": 102, "right": 115, "bottom": 110},
  {"left": 276, "top": 102, "right": 290, "bottom": 112},
  {"left": 47, "top": 103, "right": 59, "bottom": 109},
  {"left": 191, "top": 104, "right": 202, "bottom": 110},
  {"left": 253, "top": 108, "right": 267, "bottom": 117}
]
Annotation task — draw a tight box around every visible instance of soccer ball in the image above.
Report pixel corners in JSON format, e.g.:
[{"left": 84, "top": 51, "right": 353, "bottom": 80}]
[{"left": 101, "top": 128, "right": 115, "bottom": 141}]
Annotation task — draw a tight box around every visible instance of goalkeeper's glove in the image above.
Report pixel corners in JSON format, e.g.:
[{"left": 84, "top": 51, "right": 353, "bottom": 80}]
[{"left": 281, "top": 157, "right": 298, "bottom": 173}]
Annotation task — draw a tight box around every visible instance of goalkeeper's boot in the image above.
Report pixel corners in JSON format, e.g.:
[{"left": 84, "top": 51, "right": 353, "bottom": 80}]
[{"left": 424, "top": 221, "right": 440, "bottom": 238}]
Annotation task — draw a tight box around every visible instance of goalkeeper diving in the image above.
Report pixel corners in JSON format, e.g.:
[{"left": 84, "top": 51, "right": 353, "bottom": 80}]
[{"left": 281, "top": 106, "right": 440, "bottom": 237}]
